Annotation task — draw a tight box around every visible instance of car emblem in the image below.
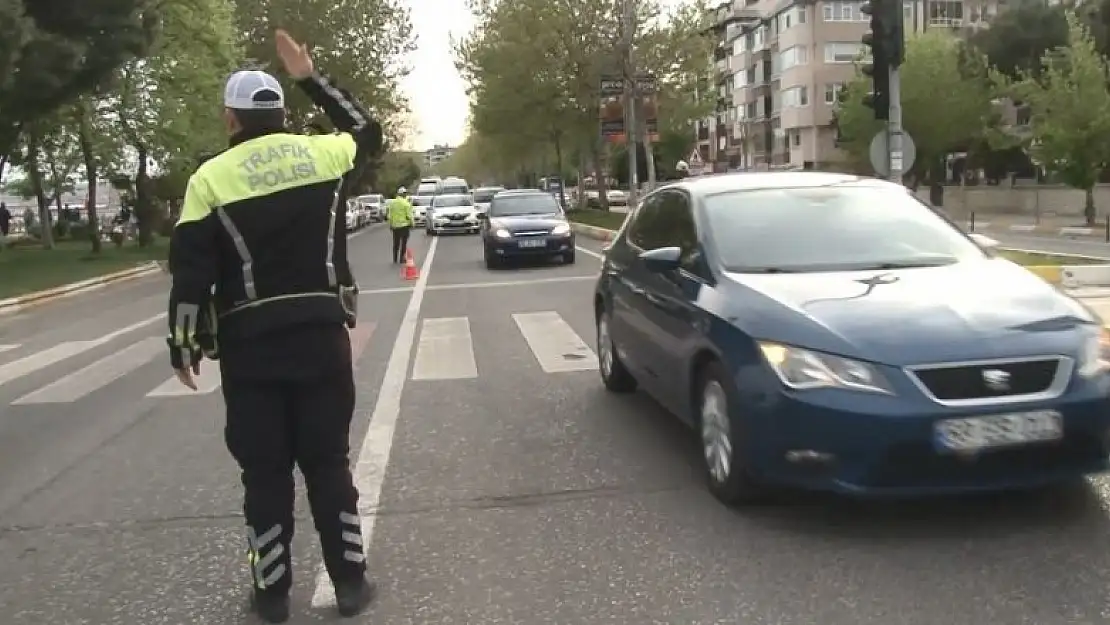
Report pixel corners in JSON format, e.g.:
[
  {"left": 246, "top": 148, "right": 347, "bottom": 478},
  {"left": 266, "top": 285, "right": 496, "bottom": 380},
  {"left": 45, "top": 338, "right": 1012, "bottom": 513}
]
[{"left": 981, "top": 369, "right": 1011, "bottom": 391}]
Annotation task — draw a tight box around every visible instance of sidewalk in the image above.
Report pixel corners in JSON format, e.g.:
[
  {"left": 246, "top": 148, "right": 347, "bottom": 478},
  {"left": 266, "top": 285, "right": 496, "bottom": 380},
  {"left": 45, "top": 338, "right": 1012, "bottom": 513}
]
[{"left": 962, "top": 213, "right": 1109, "bottom": 239}]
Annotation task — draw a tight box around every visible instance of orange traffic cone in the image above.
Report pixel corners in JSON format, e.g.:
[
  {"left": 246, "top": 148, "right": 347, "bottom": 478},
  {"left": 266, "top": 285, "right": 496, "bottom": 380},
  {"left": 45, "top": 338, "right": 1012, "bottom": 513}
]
[{"left": 402, "top": 248, "right": 419, "bottom": 280}]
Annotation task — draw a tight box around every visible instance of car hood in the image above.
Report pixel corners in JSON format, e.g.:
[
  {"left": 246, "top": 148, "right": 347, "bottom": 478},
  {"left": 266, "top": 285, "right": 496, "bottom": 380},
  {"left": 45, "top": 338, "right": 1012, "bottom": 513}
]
[
  {"left": 490, "top": 214, "right": 566, "bottom": 232},
  {"left": 721, "top": 258, "right": 1097, "bottom": 366}
]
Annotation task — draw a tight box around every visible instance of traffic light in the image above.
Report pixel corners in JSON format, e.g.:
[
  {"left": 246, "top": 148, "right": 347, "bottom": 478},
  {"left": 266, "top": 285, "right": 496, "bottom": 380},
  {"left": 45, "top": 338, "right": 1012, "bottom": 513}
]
[{"left": 859, "top": 0, "right": 904, "bottom": 120}]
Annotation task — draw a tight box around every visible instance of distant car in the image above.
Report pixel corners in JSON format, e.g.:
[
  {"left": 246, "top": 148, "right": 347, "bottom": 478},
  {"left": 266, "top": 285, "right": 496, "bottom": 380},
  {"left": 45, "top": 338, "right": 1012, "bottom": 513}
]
[
  {"left": 472, "top": 186, "right": 505, "bottom": 215},
  {"left": 439, "top": 176, "right": 469, "bottom": 196},
  {"left": 358, "top": 194, "right": 384, "bottom": 222},
  {"left": 594, "top": 171, "right": 1110, "bottom": 506},
  {"left": 480, "top": 190, "right": 575, "bottom": 268},
  {"left": 415, "top": 180, "right": 440, "bottom": 196},
  {"left": 427, "top": 193, "right": 480, "bottom": 235},
  {"left": 606, "top": 188, "right": 629, "bottom": 206},
  {"left": 410, "top": 195, "right": 432, "bottom": 226}
]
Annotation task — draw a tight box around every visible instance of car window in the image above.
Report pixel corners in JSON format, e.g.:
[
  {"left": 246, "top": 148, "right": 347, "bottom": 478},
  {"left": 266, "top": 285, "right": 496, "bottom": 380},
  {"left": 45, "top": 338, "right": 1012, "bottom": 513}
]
[
  {"left": 416, "top": 183, "right": 438, "bottom": 195},
  {"left": 489, "top": 194, "right": 561, "bottom": 217},
  {"left": 627, "top": 191, "right": 696, "bottom": 254},
  {"left": 433, "top": 195, "right": 471, "bottom": 207},
  {"left": 474, "top": 188, "right": 504, "bottom": 202},
  {"left": 411, "top": 196, "right": 432, "bottom": 206},
  {"left": 703, "top": 183, "right": 987, "bottom": 272},
  {"left": 440, "top": 184, "right": 469, "bottom": 195}
]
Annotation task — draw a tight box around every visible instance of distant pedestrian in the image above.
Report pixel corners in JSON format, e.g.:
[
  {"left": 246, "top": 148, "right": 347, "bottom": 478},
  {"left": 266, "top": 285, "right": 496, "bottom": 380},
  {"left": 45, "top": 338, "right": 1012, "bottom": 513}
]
[
  {"left": 0, "top": 202, "right": 10, "bottom": 237},
  {"left": 386, "top": 187, "right": 414, "bottom": 263}
]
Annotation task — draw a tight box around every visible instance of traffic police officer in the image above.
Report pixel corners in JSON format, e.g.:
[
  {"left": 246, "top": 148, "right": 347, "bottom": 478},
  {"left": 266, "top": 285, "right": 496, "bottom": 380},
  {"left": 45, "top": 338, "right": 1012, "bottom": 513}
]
[
  {"left": 166, "top": 30, "right": 382, "bottom": 622},
  {"left": 385, "top": 189, "right": 415, "bottom": 263}
]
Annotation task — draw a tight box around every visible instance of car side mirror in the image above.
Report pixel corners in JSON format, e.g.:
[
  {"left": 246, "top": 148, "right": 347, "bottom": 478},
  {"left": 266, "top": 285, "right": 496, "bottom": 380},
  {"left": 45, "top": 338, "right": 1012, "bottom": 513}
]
[
  {"left": 968, "top": 233, "right": 999, "bottom": 251},
  {"left": 639, "top": 246, "right": 682, "bottom": 272}
]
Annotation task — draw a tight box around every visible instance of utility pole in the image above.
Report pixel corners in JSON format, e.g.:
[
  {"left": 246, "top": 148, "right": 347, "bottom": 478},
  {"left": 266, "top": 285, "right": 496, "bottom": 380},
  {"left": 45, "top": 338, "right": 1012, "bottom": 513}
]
[
  {"left": 860, "top": 0, "right": 906, "bottom": 183},
  {"left": 621, "top": 0, "right": 639, "bottom": 207}
]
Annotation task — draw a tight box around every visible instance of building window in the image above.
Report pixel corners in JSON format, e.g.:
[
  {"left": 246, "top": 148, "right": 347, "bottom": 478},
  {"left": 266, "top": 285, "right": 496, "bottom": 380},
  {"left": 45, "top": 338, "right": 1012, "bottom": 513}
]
[
  {"left": 798, "top": 6, "right": 806, "bottom": 23},
  {"left": 778, "top": 46, "right": 807, "bottom": 72},
  {"left": 782, "top": 86, "right": 809, "bottom": 107},
  {"left": 824, "top": 42, "right": 863, "bottom": 63},
  {"left": 822, "top": 1, "right": 867, "bottom": 22},
  {"left": 793, "top": 132, "right": 801, "bottom": 147},
  {"left": 824, "top": 82, "right": 843, "bottom": 104},
  {"left": 929, "top": 0, "right": 963, "bottom": 25}
]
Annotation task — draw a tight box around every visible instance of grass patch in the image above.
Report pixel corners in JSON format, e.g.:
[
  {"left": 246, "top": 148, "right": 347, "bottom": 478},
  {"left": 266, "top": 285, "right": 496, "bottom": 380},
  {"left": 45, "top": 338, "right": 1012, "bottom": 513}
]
[
  {"left": 1000, "top": 250, "right": 1104, "bottom": 266},
  {"left": 0, "top": 238, "right": 167, "bottom": 300},
  {"left": 567, "top": 209, "right": 627, "bottom": 231}
]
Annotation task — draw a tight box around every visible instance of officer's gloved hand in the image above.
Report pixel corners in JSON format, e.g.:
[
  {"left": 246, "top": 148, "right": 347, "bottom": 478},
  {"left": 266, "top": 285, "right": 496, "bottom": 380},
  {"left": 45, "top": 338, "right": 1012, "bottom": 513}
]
[
  {"left": 167, "top": 338, "right": 203, "bottom": 374},
  {"left": 340, "top": 284, "right": 359, "bottom": 328}
]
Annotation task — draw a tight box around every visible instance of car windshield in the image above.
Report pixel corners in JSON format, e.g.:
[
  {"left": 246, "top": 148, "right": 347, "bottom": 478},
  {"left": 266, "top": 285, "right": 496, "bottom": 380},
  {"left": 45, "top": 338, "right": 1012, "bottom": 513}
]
[
  {"left": 703, "top": 183, "right": 986, "bottom": 273},
  {"left": 474, "top": 188, "right": 503, "bottom": 203},
  {"left": 416, "top": 183, "right": 438, "bottom": 195},
  {"left": 364, "top": 195, "right": 382, "bottom": 203},
  {"left": 489, "top": 194, "right": 561, "bottom": 217},
  {"left": 440, "top": 184, "right": 468, "bottom": 195},
  {"left": 433, "top": 195, "right": 471, "bottom": 208},
  {"left": 411, "top": 196, "right": 432, "bottom": 206}
]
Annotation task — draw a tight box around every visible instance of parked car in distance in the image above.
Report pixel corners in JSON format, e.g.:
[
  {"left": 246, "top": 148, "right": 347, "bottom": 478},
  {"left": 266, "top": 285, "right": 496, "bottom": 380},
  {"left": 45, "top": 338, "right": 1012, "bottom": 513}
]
[
  {"left": 480, "top": 190, "right": 574, "bottom": 268},
  {"left": 473, "top": 186, "right": 505, "bottom": 215},
  {"left": 357, "top": 194, "right": 384, "bottom": 222},
  {"left": 594, "top": 171, "right": 1110, "bottom": 507}
]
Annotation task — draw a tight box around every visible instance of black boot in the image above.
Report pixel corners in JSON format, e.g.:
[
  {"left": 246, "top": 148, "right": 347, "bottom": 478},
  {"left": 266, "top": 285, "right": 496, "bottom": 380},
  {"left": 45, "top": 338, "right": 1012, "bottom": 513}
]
[
  {"left": 335, "top": 576, "right": 376, "bottom": 617},
  {"left": 250, "top": 591, "right": 290, "bottom": 623}
]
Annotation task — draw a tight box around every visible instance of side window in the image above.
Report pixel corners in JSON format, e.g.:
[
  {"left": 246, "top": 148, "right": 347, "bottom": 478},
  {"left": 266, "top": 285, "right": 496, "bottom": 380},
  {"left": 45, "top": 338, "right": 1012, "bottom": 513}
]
[
  {"left": 655, "top": 191, "right": 697, "bottom": 260},
  {"left": 626, "top": 195, "right": 666, "bottom": 250}
]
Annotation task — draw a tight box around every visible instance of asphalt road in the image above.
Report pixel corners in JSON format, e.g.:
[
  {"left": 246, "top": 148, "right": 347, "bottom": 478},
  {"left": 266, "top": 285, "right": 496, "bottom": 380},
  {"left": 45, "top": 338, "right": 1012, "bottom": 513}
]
[
  {"left": 4, "top": 226, "right": 1110, "bottom": 624},
  {"left": 983, "top": 229, "right": 1110, "bottom": 259}
]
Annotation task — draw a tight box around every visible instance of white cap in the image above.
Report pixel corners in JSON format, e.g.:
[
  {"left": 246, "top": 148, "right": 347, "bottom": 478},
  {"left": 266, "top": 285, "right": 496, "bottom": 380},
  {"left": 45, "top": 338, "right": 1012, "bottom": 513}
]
[
  {"left": 224, "top": 70, "right": 285, "bottom": 110},
  {"left": 676, "top": 160, "right": 689, "bottom": 171}
]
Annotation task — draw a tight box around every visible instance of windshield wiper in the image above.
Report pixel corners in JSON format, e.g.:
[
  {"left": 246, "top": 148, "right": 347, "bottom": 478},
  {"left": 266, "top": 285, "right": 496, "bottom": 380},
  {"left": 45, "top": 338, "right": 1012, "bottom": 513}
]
[{"left": 853, "top": 257, "right": 958, "bottom": 270}]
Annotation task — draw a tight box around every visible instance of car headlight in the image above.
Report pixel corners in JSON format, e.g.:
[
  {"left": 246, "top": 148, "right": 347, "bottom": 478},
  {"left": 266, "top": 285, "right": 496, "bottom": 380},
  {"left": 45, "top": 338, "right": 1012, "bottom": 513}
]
[
  {"left": 758, "top": 342, "right": 893, "bottom": 394},
  {"left": 550, "top": 222, "right": 571, "bottom": 235},
  {"left": 495, "top": 228, "right": 511, "bottom": 239},
  {"left": 1077, "top": 328, "right": 1110, "bottom": 377}
]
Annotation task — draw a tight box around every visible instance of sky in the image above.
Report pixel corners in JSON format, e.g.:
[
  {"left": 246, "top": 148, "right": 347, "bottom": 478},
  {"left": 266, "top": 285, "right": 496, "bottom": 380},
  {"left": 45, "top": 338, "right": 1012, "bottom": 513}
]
[{"left": 400, "top": 0, "right": 475, "bottom": 151}]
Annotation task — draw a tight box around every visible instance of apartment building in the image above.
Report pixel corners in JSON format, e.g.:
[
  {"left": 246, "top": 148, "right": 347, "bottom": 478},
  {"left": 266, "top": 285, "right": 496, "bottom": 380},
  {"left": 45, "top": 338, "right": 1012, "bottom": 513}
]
[
  {"left": 696, "top": 0, "right": 1004, "bottom": 171},
  {"left": 424, "top": 145, "right": 456, "bottom": 169}
]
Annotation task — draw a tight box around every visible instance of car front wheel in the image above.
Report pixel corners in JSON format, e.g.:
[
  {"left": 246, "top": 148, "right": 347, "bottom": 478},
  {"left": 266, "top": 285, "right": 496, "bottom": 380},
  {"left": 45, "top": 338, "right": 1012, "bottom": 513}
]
[
  {"left": 596, "top": 309, "right": 636, "bottom": 393},
  {"left": 697, "top": 362, "right": 766, "bottom": 506}
]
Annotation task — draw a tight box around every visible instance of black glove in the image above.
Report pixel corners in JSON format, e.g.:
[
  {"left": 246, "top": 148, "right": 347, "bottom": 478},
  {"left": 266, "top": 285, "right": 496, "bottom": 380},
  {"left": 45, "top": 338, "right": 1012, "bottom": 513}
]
[
  {"left": 167, "top": 337, "right": 203, "bottom": 373},
  {"left": 340, "top": 284, "right": 359, "bottom": 328}
]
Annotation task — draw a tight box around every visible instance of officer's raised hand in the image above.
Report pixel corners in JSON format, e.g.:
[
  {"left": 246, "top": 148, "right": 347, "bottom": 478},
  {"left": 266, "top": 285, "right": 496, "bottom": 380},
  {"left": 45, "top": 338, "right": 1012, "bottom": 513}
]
[{"left": 275, "top": 29, "right": 314, "bottom": 79}]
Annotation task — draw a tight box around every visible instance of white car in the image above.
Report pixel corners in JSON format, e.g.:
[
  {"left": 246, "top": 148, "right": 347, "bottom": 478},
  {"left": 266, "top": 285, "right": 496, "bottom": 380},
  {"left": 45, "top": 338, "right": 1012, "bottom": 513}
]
[
  {"left": 606, "top": 188, "right": 629, "bottom": 206},
  {"left": 426, "top": 193, "right": 480, "bottom": 235},
  {"left": 357, "top": 194, "right": 384, "bottom": 222},
  {"left": 411, "top": 196, "right": 432, "bottom": 226},
  {"left": 472, "top": 186, "right": 505, "bottom": 215}
]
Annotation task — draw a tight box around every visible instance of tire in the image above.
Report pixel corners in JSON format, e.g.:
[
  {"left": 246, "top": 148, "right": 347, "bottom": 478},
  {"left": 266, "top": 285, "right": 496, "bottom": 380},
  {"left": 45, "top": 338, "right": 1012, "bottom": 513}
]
[
  {"left": 562, "top": 250, "right": 576, "bottom": 264},
  {"left": 696, "top": 361, "right": 767, "bottom": 506},
  {"left": 596, "top": 309, "right": 636, "bottom": 393}
]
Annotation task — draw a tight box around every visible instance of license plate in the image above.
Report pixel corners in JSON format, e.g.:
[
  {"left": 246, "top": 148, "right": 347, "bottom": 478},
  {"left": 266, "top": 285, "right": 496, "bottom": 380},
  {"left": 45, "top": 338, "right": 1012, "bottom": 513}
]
[
  {"left": 518, "top": 238, "right": 545, "bottom": 248},
  {"left": 934, "top": 410, "right": 1063, "bottom": 452}
]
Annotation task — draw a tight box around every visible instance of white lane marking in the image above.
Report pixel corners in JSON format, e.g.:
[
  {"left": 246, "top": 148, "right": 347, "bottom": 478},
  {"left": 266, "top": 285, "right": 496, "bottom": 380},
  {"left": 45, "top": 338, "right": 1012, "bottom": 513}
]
[
  {"left": 359, "top": 286, "right": 414, "bottom": 295},
  {"left": 575, "top": 245, "right": 604, "bottom": 260},
  {"left": 311, "top": 235, "right": 440, "bottom": 608},
  {"left": 0, "top": 313, "right": 164, "bottom": 389},
  {"left": 512, "top": 311, "right": 598, "bottom": 373},
  {"left": 0, "top": 344, "right": 18, "bottom": 353},
  {"left": 146, "top": 360, "right": 223, "bottom": 397},
  {"left": 411, "top": 317, "right": 477, "bottom": 380},
  {"left": 0, "top": 341, "right": 101, "bottom": 388},
  {"left": 13, "top": 337, "right": 163, "bottom": 404},
  {"left": 426, "top": 275, "right": 595, "bottom": 291}
]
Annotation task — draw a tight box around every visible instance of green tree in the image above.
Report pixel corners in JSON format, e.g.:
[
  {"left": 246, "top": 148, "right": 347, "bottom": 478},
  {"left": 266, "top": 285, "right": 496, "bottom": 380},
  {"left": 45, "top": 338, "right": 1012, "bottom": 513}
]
[
  {"left": 836, "top": 30, "right": 994, "bottom": 201},
  {"left": 233, "top": 0, "right": 416, "bottom": 139},
  {"left": 1004, "top": 12, "right": 1110, "bottom": 225},
  {"left": 0, "top": 0, "right": 157, "bottom": 159},
  {"left": 969, "top": 0, "right": 1069, "bottom": 79},
  {"left": 113, "top": 0, "right": 243, "bottom": 245},
  {"left": 376, "top": 151, "right": 422, "bottom": 197}
]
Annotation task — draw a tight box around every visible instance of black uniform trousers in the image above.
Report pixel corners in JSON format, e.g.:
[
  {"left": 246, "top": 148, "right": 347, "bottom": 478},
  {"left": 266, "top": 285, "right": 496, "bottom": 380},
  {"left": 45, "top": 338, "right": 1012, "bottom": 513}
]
[
  {"left": 391, "top": 226, "right": 410, "bottom": 263},
  {"left": 220, "top": 324, "right": 366, "bottom": 596}
]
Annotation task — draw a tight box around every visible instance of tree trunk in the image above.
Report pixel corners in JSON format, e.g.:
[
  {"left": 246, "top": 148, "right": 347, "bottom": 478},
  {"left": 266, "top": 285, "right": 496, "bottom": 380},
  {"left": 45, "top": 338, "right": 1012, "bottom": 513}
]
[
  {"left": 135, "top": 145, "right": 154, "bottom": 246},
  {"left": 592, "top": 122, "right": 610, "bottom": 212},
  {"left": 77, "top": 104, "right": 102, "bottom": 253},
  {"left": 1085, "top": 187, "right": 1096, "bottom": 226},
  {"left": 25, "top": 129, "right": 55, "bottom": 249},
  {"left": 553, "top": 132, "right": 567, "bottom": 209}
]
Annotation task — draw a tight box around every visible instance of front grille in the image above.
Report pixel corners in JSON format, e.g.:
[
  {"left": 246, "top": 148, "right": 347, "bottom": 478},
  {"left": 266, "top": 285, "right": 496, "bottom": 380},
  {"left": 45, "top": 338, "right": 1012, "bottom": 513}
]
[
  {"left": 908, "top": 358, "right": 1063, "bottom": 402},
  {"left": 512, "top": 229, "right": 549, "bottom": 236}
]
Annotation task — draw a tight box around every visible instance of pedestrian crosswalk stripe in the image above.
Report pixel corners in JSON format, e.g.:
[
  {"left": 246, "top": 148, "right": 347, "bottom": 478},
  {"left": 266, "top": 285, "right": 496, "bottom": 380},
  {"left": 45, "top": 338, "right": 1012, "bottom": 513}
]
[
  {"left": 0, "top": 344, "right": 18, "bottom": 353},
  {"left": 0, "top": 341, "right": 102, "bottom": 388},
  {"left": 512, "top": 311, "right": 597, "bottom": 373},
  {"left": 146, "top": 361, "right": 223, "bottom": 397},
  {"left": 411, "top": 317, "right": 477, "bottom": 380},
  {"left": 12, "top": 337, "right": 164, "bottom": 404}
]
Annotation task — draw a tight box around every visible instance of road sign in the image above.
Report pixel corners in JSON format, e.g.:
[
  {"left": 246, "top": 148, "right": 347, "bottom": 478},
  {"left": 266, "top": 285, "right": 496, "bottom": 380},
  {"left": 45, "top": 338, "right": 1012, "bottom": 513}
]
[
  {"left": 869, "top": 130, "right": 916, "bottom": 177},
  {"left": 688, "top": 149, "right": 702, "bottom": 165}
]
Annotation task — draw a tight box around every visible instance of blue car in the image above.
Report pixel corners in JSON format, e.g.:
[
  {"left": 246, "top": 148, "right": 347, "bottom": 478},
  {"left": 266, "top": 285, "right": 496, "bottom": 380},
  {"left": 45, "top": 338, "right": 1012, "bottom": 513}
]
[{"left": 593, "top": 171, "right": 1110, "bottom": 505}]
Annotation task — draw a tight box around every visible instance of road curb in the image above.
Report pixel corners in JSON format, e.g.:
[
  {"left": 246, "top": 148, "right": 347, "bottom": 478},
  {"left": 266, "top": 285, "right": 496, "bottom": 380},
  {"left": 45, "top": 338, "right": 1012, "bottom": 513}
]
[
  {"left": 0, "top": 261, "right": 162, "bottom": 316},
  {"left": 571, "top": 222, "right": 618, "bottom": 242}
]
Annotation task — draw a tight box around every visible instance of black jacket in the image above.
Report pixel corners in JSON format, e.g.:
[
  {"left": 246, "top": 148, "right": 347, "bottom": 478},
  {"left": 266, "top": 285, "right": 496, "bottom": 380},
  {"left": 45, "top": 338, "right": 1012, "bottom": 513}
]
[{"left": 167, "top": 72, "right": 382, "bottom": 373}]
